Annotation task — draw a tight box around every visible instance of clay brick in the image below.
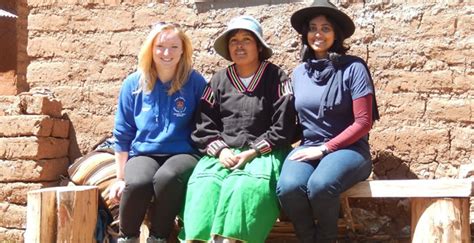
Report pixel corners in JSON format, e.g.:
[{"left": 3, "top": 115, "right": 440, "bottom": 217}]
[
  {"left": 52, "top": 119, "right": 70, "bottom": 138},
  {"left": 457, "top": 14, "right": 474, "bottom": 36},
  {"left": 110, "top": 32, "right": 144, "bottom": 56},
  {"left": 0, "top": 158, "right": 69, "bottom": 182},
  {"left": 66, "top": 113, "right": 114, "bottom": 159},
  {"left": 427, "top": 49, "right": 469, "bottom": 66},
  {"left": 122, "top": 0, "right": 151, "bottom": 4},
  {"left": 418, "top": 13, "right": 456, "bottom": 37},
  {"left": 453, "top": 75, "right": 473, "bottom": 93},
  {"left": 0, "top": 182, "right": 58, "bottom": 205},
  {"left": 26, "top": 61, "right": 70, "bottom": 84},
  {"left": 369, "top": 41, "right": 428, "bottom": 71},
  {"left": 27, "top": 0, "right": 53, "bottom": 7},
  {"left": 0, "top": 203, "right": 26, "bottom": 228},
  {"left": 374, "top": 11, "right": 420, "bottom": 39},
  {"left": 0, "top": 227, "right": 23, "bottom": 242},
  {"left": 100, "top": 62, "right": 131, "bottom": 81},
  {"left": 370, "top": 126, "right": 450, "bottom": 164},
  {"left": 70, "top": 9, "right": 133, "bottom": 32},
  {"left": 20, "top": 95, "right": 62, "bottom": 118},
  {"left": 426, "top": 97, "right": 472, "bottom": 122},
  {"left": 133, "top": 8, "right": 161, "bottom": 28},
  {"left": 49, "top": 86, "right": 85, "bottom": 111},
  {"left": 85, "top": 84, "right": 121, "bottom": 114},
  {"left": 409, "top": 162, "right": 438, "bottom": 179},
  {"left": 451, "top": 127, "right": 474, "bottom": 153},
  {"left": 0, "top": 71, "right": 18, "bottom": 96},
  {"left": 27, "top": 36, "right": 61, "bottom": 58},
  {"left": 0, "top": 115, "right": 53, "bottom": 137},
  {"left": 0, "top": 96, "right": 21, "bottom": 116},
  {"left": 53, "top": 84, "right": 120, "bottom": 114},
  {"left": 27, "top": 13, "right": 69, "bottom": 31},
  {"left": 377, "top": 93, "right": 426, "bottom": 120},
  {"left": 0, "top": 137, "right": 69, "bottom": 160},
  {"left": 383, "top": 70, "right": 454, "bottom": 93}
]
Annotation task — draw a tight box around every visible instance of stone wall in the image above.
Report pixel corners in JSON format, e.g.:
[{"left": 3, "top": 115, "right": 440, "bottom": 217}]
[
  {"left": 0, "top": 0, "right": 472, "bottom": 240},
  {"left": 0, "top": 93, "right": 70, "bottom": 241}
]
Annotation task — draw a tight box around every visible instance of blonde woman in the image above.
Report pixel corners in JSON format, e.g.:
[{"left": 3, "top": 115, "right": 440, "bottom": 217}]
[{"left": 109, "top": 23, "right": 207, "bottom": 243}]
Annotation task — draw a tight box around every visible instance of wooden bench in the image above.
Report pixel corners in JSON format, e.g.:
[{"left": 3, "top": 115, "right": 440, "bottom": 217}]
[{"left": 269, "top": 179, "right": 473, "bottom": 242}]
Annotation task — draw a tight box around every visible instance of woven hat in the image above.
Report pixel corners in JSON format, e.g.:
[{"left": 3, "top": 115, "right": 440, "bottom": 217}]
[
  {"left": 214, "top": 15, "right": 273, "bottom": 61},
  {"left": 291, "top": 0, "right": 355, "bottom": 38}
]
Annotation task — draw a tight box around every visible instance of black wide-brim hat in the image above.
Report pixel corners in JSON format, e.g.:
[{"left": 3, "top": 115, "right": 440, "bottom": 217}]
[{"left": 291, "top": 0, "right": 355, "bottom": 39}]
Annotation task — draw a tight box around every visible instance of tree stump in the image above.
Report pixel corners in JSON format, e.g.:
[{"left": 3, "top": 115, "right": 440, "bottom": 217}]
[
  {"left": 25, "top": 186, "right": 98, "bottom": 243},
  {"left": 411, "top": 198, "right": 471, "bottom": 243}
]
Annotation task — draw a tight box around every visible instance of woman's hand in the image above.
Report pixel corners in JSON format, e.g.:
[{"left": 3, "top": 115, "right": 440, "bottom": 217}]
[
  {"left": 109, "top": 179, "right": 126, "bottom": 204},
  {"left": 289, "top": 146, "right": 326, "bottom": 161},
  {"left": 230, "top": 149, "right": 258, "bottom": 170},
  {"left": 218, "top": 148, "right": 238, "bottom": 168}
]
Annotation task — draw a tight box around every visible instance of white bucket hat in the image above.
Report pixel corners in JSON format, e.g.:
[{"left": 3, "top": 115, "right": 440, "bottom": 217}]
[{"left": 213, "top": 15, "right": 273, "bottom": 62}]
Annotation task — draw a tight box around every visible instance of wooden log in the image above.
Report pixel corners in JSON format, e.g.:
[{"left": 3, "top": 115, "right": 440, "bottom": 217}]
[
  {"left": 25, "top": 186, "right": 98, "bottom": 243},
  {"left": 411, "top": 197, "right": 471, "bottom": 243},
  {"left": 56, "top": 186, "right": 98, "bottom": 242},
  {"left": 25, "top": 188, "right": 57, "bottom": 242}
]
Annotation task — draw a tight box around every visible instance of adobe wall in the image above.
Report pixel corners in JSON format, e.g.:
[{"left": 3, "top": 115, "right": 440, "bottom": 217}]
[
  {"left": 0, "top": 93, "right": 70, "bottom": 241},
  {"left": 0, "top": 0, "right": 472, "bottom": 240},
  {"left": 25, "top": 0, "right": 472, "bottom": 177}
]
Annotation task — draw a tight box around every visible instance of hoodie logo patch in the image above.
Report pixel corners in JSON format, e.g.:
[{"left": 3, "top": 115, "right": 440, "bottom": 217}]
[{"left": 173, "top": 97, "right": 187, "bottom": 117}]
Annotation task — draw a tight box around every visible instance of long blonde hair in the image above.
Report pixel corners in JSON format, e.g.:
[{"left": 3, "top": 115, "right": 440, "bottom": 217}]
[{"left": 137, "top": 23, "right": 193, "bottom": 95}]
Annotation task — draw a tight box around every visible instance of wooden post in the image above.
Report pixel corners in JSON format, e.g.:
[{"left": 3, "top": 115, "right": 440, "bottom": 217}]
[
  {"left": 411, "top": 197, "right": 471, "bottom": 243},
  {"left": 25, "top": 186, "right": 98, "bottom": 243},
  {"left": 26, "top": 188, "right": 57, "bottom": 242}
]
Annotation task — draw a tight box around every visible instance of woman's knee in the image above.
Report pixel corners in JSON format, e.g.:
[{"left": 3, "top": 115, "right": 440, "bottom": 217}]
[
  {"left": 306, "top": 177, "right": 340, "bottom": 200},
  {"left": 153, "top": 166, "right": 188, "bottom": 188},
  {"left": 277, "top": 175, "right": 307, "bottom": 198},
  {"left": 154, "top": 155, "right": 197, "bottom": 185},
  {"left": 125, "top": 178, "right": 151, "bottom": 193}
]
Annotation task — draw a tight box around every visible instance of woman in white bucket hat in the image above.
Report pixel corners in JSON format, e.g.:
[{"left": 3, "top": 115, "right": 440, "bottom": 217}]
[{"left": 180, "top": 16, "right": 297, "bottom": 243}]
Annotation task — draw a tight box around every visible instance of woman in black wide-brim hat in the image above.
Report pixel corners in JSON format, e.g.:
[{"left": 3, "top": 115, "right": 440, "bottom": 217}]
[{"left": 276, "top": 1, "right": 380, "bottom": 242}]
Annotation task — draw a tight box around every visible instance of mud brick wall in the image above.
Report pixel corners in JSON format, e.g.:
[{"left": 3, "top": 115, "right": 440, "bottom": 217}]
[
  {"left": 0, "top": 94, "right": 69, "bottom": 241},
  {"left": 0, "top": 0, "right": 472, "bottom": 240}
]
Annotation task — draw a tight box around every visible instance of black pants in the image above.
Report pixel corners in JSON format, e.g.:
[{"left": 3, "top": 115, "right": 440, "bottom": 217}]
[{"left": 119, "top": 154, "right": 199, "bottom": 238}]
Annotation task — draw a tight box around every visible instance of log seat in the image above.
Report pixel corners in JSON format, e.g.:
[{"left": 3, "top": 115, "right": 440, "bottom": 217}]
[{"left": 268, "top": 179, "right": 473, "bottom": 242}]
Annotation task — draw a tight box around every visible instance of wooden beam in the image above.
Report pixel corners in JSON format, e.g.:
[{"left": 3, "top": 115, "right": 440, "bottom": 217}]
[{"left": 341, "top": 179, "right": 474, "bottom": 198}]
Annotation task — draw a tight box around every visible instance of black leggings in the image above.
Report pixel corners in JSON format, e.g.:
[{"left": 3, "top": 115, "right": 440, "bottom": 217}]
[{"left": 119, "top": 154, "right": 199, "bottom": 238}]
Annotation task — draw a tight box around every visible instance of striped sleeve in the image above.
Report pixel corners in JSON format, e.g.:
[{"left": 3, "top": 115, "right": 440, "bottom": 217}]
[
  {"left": 207, "top": 139, "right": 229, "bottom": 157},
  {"left": 278, "top": 78, "right": 293, "bottom": 97},
  {"left": 251, "top": 139, "right": 272, "bottom": 155},
  {"left": 201, "top": 85, "right": 215, "bottom": 106}
]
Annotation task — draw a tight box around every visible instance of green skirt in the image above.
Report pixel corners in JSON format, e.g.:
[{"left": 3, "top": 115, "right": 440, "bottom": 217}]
[{"left": 179, "top": 149, "right": 288, "bottom": 243}]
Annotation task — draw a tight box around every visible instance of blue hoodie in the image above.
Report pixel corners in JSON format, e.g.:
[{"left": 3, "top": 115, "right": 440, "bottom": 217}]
[{"left": 113, "top": 70, "right": 207, "bottom": 156}]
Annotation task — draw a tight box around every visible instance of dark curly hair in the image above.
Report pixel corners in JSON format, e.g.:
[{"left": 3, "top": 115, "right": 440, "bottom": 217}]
[{"left": 300, "top": 14, "right": 350, "bottom": 62}]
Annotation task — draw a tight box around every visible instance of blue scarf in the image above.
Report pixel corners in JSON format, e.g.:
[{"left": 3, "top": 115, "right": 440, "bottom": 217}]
[{"left": 305, "top": 53, "right": 380, "bottom": 121}]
